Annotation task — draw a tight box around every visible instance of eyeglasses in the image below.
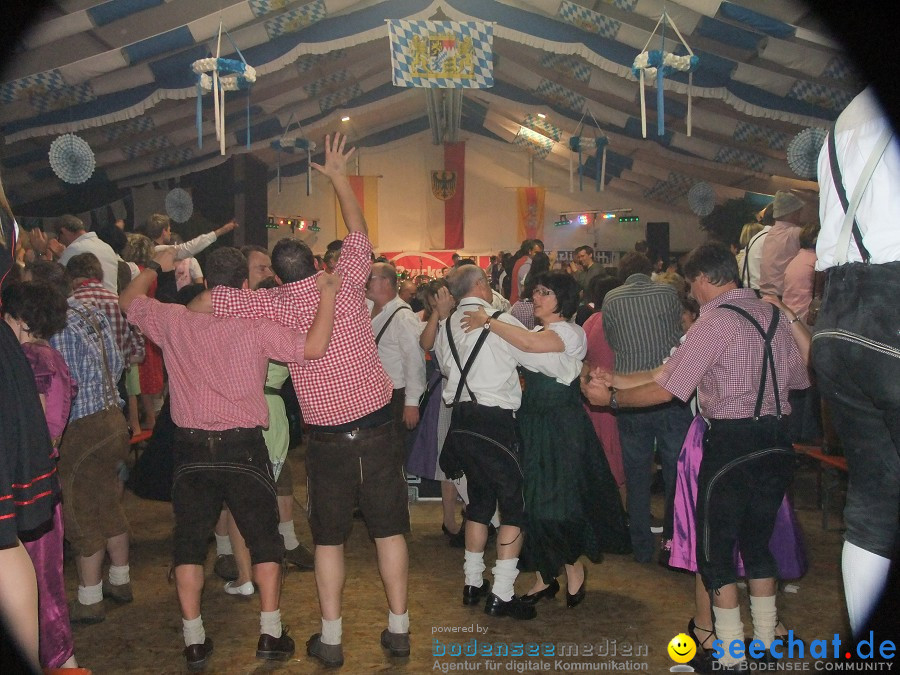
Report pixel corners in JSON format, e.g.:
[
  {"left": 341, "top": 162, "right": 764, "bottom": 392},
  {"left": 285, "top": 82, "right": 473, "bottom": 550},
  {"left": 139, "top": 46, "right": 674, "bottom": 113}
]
[{"left": 533, "top": 287, "right": 555, "bottom": 296}]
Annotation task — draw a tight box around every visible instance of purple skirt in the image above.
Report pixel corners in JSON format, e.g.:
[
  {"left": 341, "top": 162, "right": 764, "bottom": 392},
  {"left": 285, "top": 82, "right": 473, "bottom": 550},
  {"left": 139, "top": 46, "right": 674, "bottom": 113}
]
[
  {"left": 669, "top": 415, "right": 808, "bottom": 579},
  {"left": 22, "top": 500, "right": 74, "bottom": 668}
]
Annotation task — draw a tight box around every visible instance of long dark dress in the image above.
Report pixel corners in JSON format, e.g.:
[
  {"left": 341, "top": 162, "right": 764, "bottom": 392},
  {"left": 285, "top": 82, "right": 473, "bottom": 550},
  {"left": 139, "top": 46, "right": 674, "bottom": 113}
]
[{"left": 518, "top": 369, "right": 631, "bottom": 580}]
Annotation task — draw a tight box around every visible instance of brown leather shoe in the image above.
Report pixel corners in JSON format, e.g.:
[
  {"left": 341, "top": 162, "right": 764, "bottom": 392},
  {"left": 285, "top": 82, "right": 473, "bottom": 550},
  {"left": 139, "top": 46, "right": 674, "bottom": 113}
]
[
  {"left": 69, "top": 599, "right": 105, "bottom": 624},
  {"left": 184, "top": 637, "right": 213, "bottom": 671},
  {"left": 256, "top": 629, "right": 295, "bottom": 661},
  {"left": 102, "top": 579, "right": 133, "bottom": 603},
  {"left": 306, "top": 633, "right": 344, "bottom": 667},
  {"left": 380, "top": 628, "right": 410, "bottom": 657},
  {"left": 283, "top": 543, "right": 314, "bottom": 570}
]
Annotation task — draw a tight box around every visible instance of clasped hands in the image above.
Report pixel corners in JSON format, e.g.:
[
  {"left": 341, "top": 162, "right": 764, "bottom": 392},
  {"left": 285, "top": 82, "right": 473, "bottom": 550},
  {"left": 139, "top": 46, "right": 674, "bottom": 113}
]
[{"left": 580, "top": 367, "right": 618, "bottom": 407}]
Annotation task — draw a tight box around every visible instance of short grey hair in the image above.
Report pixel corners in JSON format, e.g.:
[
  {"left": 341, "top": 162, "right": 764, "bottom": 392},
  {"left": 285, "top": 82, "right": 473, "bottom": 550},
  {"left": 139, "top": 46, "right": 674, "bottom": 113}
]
[{"left": 447, "top": 264, "right": 485, "bottom": 300}]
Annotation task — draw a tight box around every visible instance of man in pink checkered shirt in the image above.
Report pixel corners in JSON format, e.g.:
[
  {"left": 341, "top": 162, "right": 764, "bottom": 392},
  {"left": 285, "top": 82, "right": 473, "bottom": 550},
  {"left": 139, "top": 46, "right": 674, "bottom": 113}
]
[
  {"left": 195, "top": 133, "right": 410, "bottom": 667},
  {"left": 583, "top": 243, "right": 809, "bottom": 671}
]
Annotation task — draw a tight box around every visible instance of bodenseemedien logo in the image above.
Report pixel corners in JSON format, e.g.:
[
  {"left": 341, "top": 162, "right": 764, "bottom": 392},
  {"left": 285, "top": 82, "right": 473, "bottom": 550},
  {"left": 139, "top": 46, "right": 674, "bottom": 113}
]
[{"left": 667, "top": 633, "right": 696, "bottom": 672}]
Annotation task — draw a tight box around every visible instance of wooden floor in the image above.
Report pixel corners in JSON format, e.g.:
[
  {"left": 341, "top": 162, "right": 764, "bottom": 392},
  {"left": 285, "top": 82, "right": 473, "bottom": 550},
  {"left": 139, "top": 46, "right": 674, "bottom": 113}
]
[{"left": 67, "top": 445, "right": 851, "bottom": 674}]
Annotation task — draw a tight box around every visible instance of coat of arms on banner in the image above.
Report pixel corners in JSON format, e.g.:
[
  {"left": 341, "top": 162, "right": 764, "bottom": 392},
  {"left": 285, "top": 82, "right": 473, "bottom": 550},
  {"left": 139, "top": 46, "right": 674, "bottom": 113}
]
[
  {"left": 431, "top": 171, "right": 457, "bottom": 200},
  {"left": 389, "top": 20, "right": 493, "bottom": 88}
]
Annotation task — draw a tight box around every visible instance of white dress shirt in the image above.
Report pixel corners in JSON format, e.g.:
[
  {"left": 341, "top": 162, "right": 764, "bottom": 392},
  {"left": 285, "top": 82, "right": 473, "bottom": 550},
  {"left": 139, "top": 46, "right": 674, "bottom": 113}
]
[
  {"left": 816, "top": 86, "right": 900, "bottom": 268},
  {"left": 58, "top": 232, "right": 120, "bottom": 295},
  {"left": 742, "top": 225, "right": 771, "bottom": 290},
  {"left": 435, "top": 298, "right": 586, "bottom": 410},
  {"left": 154, "top": 230, "right": 218, "bottom": 261},
  {"left": 371, "top": 295, "right": 426, "bottom": 407}
]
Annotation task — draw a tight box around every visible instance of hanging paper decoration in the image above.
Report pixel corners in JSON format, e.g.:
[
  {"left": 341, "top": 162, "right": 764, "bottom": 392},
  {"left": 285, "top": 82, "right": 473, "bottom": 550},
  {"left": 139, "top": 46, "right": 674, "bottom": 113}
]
[
  {"left": 48, "top": 133, "right": 95, "bottom": 184},
  {"left": 687, "top": 181, "right": 716, "bottom": 216},
  {"left": 786, "top": 127, "right": 827, "bottom": 179},
  {"left": 568, "top": 108, "right": 608, "bottom": 192},
  {"left": 165, "top": 188, "right": 194, "bottom": 223},
  {"left": 270, "top": 113, "right": 316, "bottom": 194},
  {"left": 192, "top": 22, "right": 257, "bottom": 156},
  {"left": 632, "top": 12, "right": 699, "bottom": 139}
]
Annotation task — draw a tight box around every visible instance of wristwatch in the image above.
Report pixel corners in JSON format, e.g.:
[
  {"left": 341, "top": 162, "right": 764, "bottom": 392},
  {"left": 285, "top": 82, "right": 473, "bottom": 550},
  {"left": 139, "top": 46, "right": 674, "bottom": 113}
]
[
  {"left": 608, "top": 387, "right": 619, "bottom": 411},
  {"left": 484, "top": 316, "right": 493, "bottom": 331},
  {"left": 146, "top": 260, "right": 163, "bottom": 275}
]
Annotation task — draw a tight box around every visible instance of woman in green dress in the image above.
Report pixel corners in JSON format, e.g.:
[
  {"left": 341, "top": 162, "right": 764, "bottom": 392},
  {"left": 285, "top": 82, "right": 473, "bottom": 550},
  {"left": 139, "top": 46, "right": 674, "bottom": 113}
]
[{"left": 462, "top": 271, "right": 629, "bottom": 608}]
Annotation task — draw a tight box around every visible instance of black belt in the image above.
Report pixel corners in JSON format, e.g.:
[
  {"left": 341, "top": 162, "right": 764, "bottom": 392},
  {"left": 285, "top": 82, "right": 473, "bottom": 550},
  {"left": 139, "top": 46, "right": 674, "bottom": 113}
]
[
  {"left": 176, "top": 426, "right": 262, "bottom": 442},
  {"left": 308, "top": 421, "right": 394, "bottom": 443},
  {"left": 263, "top": 386, "right": 282, "bottom": 396}
]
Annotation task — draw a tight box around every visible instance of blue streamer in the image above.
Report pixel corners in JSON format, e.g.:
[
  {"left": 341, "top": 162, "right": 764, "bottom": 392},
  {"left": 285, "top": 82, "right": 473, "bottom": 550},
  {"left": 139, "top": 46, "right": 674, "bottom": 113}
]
[
  {"left": 657, "top": 67, "right": 665, "bottom": 136},
  {"left": 196, "top": 82, "right": 203, "bottom": 148}
]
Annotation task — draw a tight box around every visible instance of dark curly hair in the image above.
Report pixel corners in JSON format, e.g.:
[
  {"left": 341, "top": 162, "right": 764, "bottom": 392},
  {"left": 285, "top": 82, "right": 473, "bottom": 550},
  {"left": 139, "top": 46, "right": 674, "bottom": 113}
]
[
  {"left": 2, "top": 281, "right": 69, "bottom": 340},
  {"left": 531, "top": 271, "right": 579, "bottom": 320}
]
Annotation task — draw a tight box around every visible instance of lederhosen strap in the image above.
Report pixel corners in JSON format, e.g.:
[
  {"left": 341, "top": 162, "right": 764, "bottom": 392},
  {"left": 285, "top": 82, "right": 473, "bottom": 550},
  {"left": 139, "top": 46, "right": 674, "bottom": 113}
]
[
  {"left": 720, "top": 304, "right": 781, "bottom": 419},
  {"left": 828, "top": 125, "right": 870, "bottom": 263},
  {"left": 374, "top": 306, "right": 411, "bottom": 345},
  {"left": 71, "top": 304, "right": 119, "bottom": 410},
  {"left": 446, "top": 308, "right": 503, "bottom": 406},
  {"left": 741, "top": 230, "right": 766, "bottom": 288}
]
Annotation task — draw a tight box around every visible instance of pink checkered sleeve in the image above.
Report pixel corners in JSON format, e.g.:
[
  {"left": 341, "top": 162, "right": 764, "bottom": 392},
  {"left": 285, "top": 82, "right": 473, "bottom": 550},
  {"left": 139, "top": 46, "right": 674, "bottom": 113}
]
[
  {"left": 124, "top": 296, "right": 182, "bottom": 347},
  {"left": 211, "top": 286, "right": 283, "bottom": 322},
  {"left": 258, "top": 320, "right": 307, "bottom": 366},
  {"left": 655, "top": 315, "right": 731, "bottom": 403},
  {"left": 335, "top": 231, "right": 373, "bottom": 291}
]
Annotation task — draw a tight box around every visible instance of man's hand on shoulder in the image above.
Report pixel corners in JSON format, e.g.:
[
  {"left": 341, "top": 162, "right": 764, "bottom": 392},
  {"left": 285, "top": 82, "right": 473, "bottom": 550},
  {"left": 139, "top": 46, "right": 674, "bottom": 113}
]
[{"left": 316, "top": 271, "right": 342, "bottom": 296}]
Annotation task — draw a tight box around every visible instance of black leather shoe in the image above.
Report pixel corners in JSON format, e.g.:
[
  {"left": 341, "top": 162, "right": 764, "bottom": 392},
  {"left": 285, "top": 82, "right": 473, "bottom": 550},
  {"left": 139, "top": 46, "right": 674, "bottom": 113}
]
[
  {"left": 484, "top": 593, "right": 537, "bottom": 620},
  {"left": 442, "top": 524, "right": 466, "bottom": 548},
  {"left": 184, "top": 638, "right": 213, "bottom": 672},
  {"left": 256, "top": 629, "right": 295, "bottom": 661},
  {"left": 566, "top": 568, "right": 587, "bottom": 608},
  {"left": 520, "top": 578, "right": 559, "bottom": 605},
  {"left": 306, "top": 633, "right": 344, "bottom": 668},
  {"left": 463, "top": 580, "right": 490, "bottom": 606}
]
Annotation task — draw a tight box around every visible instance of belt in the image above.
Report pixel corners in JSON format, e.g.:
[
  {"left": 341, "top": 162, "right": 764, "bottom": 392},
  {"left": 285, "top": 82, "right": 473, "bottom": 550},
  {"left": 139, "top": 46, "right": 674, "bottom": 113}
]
[
  {"left": 308, "top": 421, "right": 394, "bottom": 443},
  {"left": 177, "top": 426, "right": 262, "bottom": 442},
  {"left": 264, "top": 386, "right": 282, "bottom": 396}
]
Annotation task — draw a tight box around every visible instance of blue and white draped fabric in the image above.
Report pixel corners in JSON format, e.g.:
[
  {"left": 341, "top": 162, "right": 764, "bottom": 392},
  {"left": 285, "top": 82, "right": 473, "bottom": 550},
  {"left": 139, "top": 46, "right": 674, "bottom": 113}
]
[
  {"left": 521, "top": 114, "right": 561, "bottom": 142},
  {"left": 569, "top": 108, "right": 608, "bottom": 193},
  {"left": 513, "top": 127, "right": 554, "bottom": 159},
  {"left": 388, "top": 20, "right": 493, "bottom": 89}
]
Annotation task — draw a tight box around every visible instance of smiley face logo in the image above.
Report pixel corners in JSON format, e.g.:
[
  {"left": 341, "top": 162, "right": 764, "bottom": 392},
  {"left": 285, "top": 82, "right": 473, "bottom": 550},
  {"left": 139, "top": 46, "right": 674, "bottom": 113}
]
[{"left": 667, "top": 633, "right": 697, "bottom": 664}]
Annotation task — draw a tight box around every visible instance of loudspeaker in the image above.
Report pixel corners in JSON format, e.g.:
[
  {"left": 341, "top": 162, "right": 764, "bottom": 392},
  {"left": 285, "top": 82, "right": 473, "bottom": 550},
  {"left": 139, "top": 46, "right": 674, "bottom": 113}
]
[{"left": 646, "top": 222, "right": 669, "bottom": 265}]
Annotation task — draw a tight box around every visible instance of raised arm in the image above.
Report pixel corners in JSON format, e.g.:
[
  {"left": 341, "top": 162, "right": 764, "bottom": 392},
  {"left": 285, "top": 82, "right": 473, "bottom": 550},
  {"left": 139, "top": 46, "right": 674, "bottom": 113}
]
[
  {"left": 120, "top": 248, "right": 175, "bottom": 313},
  {"left": 310, "top": 133, "right": 366, "bottom": 235},
  {"left": 304, "top": 273, "right": 341, "bottom": 359},
  {"left": 461, "top": 305, "right": 564, "bottom": 353},
  {"left": 170, "top": 220, "right": 237, "bottom": 260}
]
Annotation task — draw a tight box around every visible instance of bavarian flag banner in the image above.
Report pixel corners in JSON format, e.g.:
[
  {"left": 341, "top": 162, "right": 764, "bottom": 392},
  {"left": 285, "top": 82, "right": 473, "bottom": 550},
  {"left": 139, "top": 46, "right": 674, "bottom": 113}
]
[{"left": 389, "top": 20, "right": 494, "bottom": 88}]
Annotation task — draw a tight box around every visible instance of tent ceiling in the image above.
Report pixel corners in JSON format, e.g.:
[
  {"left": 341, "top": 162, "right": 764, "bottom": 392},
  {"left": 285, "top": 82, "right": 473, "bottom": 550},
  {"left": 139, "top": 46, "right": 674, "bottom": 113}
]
[{"left": 0, "top": 0, "right": 861, "bottom": 216}]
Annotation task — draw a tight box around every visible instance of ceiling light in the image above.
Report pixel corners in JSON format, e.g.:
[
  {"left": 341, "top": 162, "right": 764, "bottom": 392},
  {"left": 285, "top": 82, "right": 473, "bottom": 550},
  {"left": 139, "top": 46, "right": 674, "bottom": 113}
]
[
  {"left": 537, "top": 113, "right": 546, "bottom": 119},
  {"left": 341, "top": 116, "right": 350, "bottom": 122}
]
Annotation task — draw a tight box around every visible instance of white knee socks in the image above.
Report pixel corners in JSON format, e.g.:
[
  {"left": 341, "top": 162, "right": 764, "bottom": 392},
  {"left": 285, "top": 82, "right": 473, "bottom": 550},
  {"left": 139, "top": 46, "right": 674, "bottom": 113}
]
[
  {"left": 842, "top": 541, "right": 892, "bottom": 636},
  {"left": 491, "top": 558, "right": 520, "bottom": 602},
  {"left": 463, "top": 550, "right": 486, "bottom": 588},
  {"left": 712, "top": 605, "right": 746, "bottom": 667},
  {"left": 749, "top": 594, "right": 777, "bottom": 648}
]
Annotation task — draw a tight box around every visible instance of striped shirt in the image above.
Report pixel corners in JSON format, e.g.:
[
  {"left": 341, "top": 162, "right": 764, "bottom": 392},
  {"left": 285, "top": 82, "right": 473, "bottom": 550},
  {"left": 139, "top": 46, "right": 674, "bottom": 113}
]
[
  {"left": 50, "top": 298, "right": 124, "bottom": 422},
  {"left": 601, "top": 273, "right": 683, "bottom": 373}
]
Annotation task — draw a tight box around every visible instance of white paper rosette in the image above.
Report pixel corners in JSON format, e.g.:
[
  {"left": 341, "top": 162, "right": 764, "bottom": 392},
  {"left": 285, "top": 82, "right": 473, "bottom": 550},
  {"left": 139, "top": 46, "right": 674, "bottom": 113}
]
[
  {"left": 48, "top": 133, "right": 95, "bottom": 184},
  {"left": 688, "top": 181, "right": 716, "bottom": 216},
  {"left": 165, "top": 188, "right": 193, "bottom": 223},
  {"left": 787, "top": 128, "right": 827, "bottom": 179}
]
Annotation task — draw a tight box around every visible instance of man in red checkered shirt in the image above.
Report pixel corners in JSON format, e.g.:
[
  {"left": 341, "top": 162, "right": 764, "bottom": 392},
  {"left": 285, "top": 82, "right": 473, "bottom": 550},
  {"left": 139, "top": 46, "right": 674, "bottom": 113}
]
[
  {"left": 583, "top": 243, "right": 809, "bottom": 671},
  {"left": 121, "top": 246, "right": 339, "bottom": 670},
  {"left": 196, "top": 133, "right": 409, "bottom": 667}
]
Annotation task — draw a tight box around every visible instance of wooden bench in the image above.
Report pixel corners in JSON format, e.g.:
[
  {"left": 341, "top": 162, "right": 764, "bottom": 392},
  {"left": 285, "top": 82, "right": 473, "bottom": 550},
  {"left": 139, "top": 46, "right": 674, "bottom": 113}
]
[{"left": 794, "top": 444, "right": 847, "bottom": 530}]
